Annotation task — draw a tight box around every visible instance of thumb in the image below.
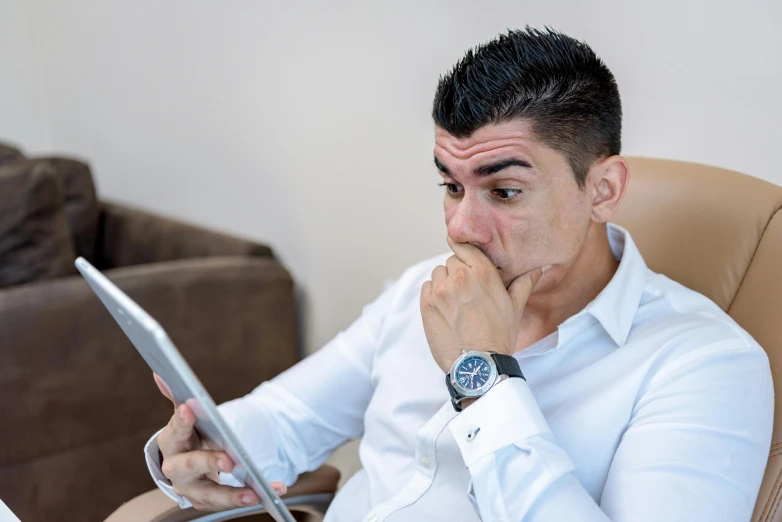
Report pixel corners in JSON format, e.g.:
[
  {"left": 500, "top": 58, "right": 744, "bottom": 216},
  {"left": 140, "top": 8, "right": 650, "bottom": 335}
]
[
  {"left": 159, "top": 403, "right": 198, "bottom": 456},
  {"left": 507, "top": 266, "right": 548, "bottom": 316},
  {"left": 153, "top": 373, "right": 175, "bottom": 407}
]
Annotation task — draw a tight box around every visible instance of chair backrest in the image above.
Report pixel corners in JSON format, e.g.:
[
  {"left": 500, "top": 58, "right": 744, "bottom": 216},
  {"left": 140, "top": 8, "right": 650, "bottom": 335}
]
[{"left": 613, "top": 157, "right": 782, "bottom": 522}]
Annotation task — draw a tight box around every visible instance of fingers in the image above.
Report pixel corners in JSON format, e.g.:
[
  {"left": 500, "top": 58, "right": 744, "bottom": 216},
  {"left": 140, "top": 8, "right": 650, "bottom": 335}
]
[
  {"left": 167, "top": 466, "right": 288, "bottom": 511},
  {"left": 153, "top": 373, "right": 175, "bottom": 405},
  {"left": 161, "top": 449, "right": 233, "bottom": 482},
  {"left": 445, "top": 254, "right": 461, "bottom": 275},
  {"left": 158, "top": 404, "right": 198, "bottom": 457},
  {"left": 431, "top": 264, "right": 448, "bottom": 284},
  {"left": 177, "top": 480, "right": 260, "bottom": 511},
  {"left": 446, "top": 235, "right": 487, "bottom": 267},
  {"left": 270, "top": 481, "right": 288, "bottom": 496},
  {"left": 507, "top": 266, "right": 549, "bottom": 316}
]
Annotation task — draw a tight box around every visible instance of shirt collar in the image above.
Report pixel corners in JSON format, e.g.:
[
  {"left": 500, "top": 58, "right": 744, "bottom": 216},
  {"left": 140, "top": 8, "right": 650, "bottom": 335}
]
[{"left": 576, "top": 223, "right": 648, "bottom": 347}]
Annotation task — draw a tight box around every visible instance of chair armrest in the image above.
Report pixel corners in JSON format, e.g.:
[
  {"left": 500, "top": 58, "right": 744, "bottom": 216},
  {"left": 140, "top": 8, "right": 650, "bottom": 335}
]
[
  {"left": 96, "top": 201, "right": 273, "bottom": 269},
  {"left": 104, "top": 465, "right": 341, "bottom": 522}
]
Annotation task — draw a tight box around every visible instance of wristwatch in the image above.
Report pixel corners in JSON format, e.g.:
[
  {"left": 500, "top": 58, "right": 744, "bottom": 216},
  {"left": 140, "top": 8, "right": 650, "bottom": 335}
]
[{"left": 446, "top": 350, "right": 524, "bottom": 412}]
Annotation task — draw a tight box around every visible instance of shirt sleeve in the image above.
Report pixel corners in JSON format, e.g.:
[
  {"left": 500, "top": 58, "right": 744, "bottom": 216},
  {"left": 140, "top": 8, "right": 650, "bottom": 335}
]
[
  {"left": 144, "top": 428, "right": 248, "bottom": 507},
  {"left": 448, "top": 339, "right": 774, "bottom": 522},
  {"left": 144, "top": 277, "right": 401, "bottom": 506}
]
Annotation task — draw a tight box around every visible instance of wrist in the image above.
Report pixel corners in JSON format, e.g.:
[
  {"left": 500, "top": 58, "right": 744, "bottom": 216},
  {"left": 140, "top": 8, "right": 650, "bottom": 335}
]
[
  {"left": 445, "top": 351, "right": 524, "bottom": 412},
  {"left": 459, "top": 398, "right": 478, "bottom": 409}
]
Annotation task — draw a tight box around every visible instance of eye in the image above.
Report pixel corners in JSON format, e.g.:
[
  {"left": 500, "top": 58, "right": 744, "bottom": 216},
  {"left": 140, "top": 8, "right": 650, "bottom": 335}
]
[
  {"left": 493, "top": 188, "right": 522, "bottom": 201},
  {"left": 438, "top": 183, "right": 522, "bottom": 202},
  {"left": 438, "top": 182, "right": 462, "bottom": 195}
]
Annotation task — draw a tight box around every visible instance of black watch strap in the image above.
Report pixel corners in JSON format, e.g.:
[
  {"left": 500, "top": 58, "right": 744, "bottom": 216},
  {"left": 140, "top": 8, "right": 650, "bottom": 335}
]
[
  {"left": 446, "top": 371, "right": 462, "bottom": 410},
  {"left": 491, "top": 353, "right": 525, "bottom": 381}
]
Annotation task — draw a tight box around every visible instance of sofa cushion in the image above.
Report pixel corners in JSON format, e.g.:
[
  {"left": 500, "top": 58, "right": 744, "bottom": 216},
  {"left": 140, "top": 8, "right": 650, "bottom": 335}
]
[
  {"left": 36, "top": 157, "right": 99, "bottom": 262},
  {"left": 0, "top": 160, "right": 77, "bottom": 287},
  {"left": 0, "top": 143, "right": 24, "bottom": 165}
]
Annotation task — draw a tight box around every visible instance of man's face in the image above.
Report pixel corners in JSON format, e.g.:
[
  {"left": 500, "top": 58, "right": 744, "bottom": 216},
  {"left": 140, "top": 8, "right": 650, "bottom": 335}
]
[{"left": 434, "top": 119, "right": 594, "bottom": 290}]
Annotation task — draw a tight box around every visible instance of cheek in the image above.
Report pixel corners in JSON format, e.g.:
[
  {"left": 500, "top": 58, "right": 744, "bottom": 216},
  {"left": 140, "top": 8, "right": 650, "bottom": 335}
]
[
  {"left": 506, "top": 216, "right": 548, "bottom": 260},
  {"left": 554, "top": 191, "right": 588, "bottom": 234},
  {"left": 545, "top": 190, "right": 592, "bottom": 256},
  {"left": 494, "top": 211, "right": 545, "bottom": 268},
  {"left": 503, "top": 190, "right": 589, "bottom": 265}
]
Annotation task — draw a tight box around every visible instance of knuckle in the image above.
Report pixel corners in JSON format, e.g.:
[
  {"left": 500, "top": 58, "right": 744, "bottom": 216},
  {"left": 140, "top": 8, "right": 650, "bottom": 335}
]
[
  {"left": 452, "top": 266, "right": 469, "bottom": 282},
  {"left": 161, "top": 460, "right": 174, "bottom": 479},
  {"left": 184, "top": 454, "right": 197, "bottom": 473},
  {"left": 473, "top": 263, "right": 489, "bottom": 278},
  {"left": 172, "top": 413, "right": 186, "bottom": 432},
  {"left": 433, "top": 282, "right": 448, "bottom": 298}
]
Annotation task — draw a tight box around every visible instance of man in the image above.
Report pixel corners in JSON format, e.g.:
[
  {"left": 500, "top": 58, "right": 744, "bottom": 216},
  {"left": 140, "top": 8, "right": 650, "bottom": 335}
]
[{"left": 146, "top": 28, "right": 773, "bottom": 521}]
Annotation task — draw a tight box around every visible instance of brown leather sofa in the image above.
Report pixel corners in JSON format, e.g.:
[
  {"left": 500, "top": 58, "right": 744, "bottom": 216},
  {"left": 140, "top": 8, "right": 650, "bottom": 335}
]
[
  {"left": 0, "top": 150, "right": 303, "bottom": 521},
  {"left": 106, "top": 156, "right": 782, "bottom": 522}
]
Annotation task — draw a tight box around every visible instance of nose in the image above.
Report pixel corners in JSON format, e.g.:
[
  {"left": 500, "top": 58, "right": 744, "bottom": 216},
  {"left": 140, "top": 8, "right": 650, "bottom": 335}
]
[{"left": 446, "top": 194, "right": 491, "bottom": 246}]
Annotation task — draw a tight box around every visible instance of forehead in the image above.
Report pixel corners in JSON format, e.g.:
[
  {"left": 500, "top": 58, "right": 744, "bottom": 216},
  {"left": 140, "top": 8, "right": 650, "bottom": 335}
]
[{"left": 434, "top": 120, "right": 546, "bottom": 162}]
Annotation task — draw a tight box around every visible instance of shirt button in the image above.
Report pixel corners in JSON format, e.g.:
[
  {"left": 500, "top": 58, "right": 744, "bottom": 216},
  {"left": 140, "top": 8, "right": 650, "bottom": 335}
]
[
  {"left": 367, "top": 514, "right": 378, "bottom": 522},
  {"left": 419, "top": 455, "right": 431, "bottom": 467}
]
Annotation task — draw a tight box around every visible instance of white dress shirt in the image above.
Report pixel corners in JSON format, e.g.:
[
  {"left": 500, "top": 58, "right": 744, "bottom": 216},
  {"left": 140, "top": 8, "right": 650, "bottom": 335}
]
[{"left": 145, "top": 223, "right": 773, "bottom": 522}]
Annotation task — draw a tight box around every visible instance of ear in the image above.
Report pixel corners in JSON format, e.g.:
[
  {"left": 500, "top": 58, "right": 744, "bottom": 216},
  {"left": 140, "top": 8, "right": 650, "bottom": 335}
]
[{"left": 588, "top": 155, "right": 629, "bottom": 224}]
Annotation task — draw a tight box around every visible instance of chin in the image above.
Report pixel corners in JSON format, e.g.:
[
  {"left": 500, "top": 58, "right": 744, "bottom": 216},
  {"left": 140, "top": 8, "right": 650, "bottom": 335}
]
[{"left": 501, "top": 268, "right": 546, "bottom": 292}]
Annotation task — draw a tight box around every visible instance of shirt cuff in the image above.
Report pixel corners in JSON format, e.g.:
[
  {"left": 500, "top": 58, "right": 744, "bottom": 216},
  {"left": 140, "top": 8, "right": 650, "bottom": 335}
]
[
  {"left": 144, "top": 429, "right": 193, "bottom": 509},
  {"left": 144, "top": 429, "right": 244, "bottom": 508},
  {"left": 448, "top": 377, "right": 551, "bottom": 466}
]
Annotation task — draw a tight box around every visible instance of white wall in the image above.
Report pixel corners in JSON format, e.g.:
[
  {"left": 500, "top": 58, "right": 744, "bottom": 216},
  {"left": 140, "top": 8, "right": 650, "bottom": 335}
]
[
  {"left": 0, "top": 0, "right": 49, "bottom": 150},
  {"left": 3, "top": 0, "right": 781, "bottom": 483},
  {"left": 8, "top": 0, "right": 780, "bottom": 358}
]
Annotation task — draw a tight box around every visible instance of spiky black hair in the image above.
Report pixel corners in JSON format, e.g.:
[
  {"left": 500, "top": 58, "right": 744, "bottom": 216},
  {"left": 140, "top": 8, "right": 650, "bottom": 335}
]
[{"left": 433, "top": 27, "right": 622, "bottom": 186}]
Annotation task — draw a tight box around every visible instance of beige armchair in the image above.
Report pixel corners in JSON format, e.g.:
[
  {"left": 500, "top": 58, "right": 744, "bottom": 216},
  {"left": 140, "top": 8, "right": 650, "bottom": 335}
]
[{"left": 107, "top": 157, "right": 782, "bottom": 521}]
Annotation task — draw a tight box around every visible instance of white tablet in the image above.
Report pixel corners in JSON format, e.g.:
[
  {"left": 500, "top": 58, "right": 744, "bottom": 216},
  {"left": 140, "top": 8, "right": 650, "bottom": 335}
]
[
  {"left": 75, "top": 257, "right": 296, "bottom": 522},
  {"left": 0, "top": 499, "right": 22, "bottom": 522}
]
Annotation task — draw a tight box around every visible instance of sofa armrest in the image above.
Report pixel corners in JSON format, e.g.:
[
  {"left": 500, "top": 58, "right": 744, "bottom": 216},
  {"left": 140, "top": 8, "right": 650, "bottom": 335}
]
[
  {"left": 104, "top": 465, "right": 341, "bottom": 522},
  {"left": 0, "top": 256, "right": 300, "bottom": 522},
  {"left": 96, "top": 201, "right": 273, "bottom": 269}
]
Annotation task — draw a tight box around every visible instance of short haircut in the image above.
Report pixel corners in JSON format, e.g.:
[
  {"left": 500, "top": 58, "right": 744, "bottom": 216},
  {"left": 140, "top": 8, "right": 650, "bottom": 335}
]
[{"left": 432, "top": 27, "right": 622, "bottom": 187}]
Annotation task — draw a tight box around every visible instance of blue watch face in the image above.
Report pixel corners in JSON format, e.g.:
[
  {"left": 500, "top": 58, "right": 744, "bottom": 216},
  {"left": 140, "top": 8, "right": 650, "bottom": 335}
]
[{"left": 455, "top": 356, "right": 492, "bottom": 390}]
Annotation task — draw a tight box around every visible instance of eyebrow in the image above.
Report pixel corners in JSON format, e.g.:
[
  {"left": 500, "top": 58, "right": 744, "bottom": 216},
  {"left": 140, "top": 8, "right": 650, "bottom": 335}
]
[{"left": 434, "top": 156, "right": 532, "bottom": 179}]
